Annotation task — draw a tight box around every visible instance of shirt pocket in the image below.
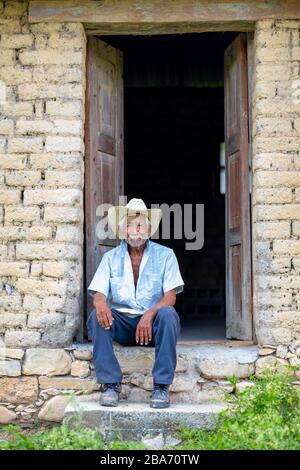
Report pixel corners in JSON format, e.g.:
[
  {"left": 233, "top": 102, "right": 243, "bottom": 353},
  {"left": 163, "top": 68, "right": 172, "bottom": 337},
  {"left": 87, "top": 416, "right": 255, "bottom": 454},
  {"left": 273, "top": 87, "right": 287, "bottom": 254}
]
[
  {"left": 110, "top": 276, "right": 128, "bottom": 304},
  {"left": 142, "top": 273, "right": 163, "bottom": 300}
]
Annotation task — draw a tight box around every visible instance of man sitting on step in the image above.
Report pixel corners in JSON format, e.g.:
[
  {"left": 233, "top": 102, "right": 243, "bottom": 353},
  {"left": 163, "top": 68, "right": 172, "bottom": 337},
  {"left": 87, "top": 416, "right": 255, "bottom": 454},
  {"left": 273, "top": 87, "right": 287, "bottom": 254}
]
[{"left": 87, "top": 198, "right": 184, "bottom": 409}]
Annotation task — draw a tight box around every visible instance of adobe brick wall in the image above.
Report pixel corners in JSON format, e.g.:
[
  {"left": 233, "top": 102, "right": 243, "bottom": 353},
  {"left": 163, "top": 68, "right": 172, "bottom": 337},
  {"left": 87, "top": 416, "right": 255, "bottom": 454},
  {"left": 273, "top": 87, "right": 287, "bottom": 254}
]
[
  {"left": 0, "top": 1, "right": 86, "bottom": 348},
  {"left": 252, "top": 19, "right": 300, "bottom": 349}
]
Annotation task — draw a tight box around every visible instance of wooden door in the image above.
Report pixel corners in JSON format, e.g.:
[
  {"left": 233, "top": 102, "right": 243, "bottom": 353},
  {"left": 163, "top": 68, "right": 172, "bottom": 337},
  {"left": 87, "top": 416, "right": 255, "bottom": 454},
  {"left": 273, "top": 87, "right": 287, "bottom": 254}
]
[
  {"left": 84, "top": 37, "right": 124, "bottom": 329},
  {"left": 224, "top": 34, "right": 252, "bottom": 340}
]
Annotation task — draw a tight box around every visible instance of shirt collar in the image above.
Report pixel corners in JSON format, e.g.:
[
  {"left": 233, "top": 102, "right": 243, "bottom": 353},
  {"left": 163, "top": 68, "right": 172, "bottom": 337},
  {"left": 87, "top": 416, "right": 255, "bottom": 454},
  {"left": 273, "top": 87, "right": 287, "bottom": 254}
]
[{"left": 120, "top": 238, "right": 151, "bottom": 253}]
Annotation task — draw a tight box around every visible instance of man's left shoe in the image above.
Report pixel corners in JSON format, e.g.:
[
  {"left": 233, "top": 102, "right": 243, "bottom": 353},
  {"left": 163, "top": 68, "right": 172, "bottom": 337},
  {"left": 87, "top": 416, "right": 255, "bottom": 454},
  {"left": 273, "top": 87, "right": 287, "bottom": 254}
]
[{"left": 150, "top": 384, "right": 170, "bottom": 408}]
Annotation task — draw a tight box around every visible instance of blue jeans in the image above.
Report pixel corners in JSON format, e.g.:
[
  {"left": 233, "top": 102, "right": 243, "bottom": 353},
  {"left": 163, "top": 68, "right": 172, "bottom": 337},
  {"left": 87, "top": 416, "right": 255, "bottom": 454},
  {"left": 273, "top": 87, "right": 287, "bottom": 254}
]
[{"left": 86, "top": 306, "right": 181, "bottom": 385}]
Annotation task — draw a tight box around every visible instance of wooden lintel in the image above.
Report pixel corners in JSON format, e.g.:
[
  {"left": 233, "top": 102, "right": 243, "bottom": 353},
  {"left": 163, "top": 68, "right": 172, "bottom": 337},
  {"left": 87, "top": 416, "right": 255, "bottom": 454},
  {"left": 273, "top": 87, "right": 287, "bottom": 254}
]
[
  {"left": 29, "top": 0, "right": 300, "bottom": 34},
  {"left": 83, "top": 22, "right": 254, "bottom": 36}
]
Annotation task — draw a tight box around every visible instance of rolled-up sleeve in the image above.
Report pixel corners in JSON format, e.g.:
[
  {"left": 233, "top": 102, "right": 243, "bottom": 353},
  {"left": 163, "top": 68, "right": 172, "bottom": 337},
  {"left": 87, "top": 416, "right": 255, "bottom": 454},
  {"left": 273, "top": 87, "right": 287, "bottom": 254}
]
[
  {"left": 162, "top": 250, "right": 184, "bottom": 295},
  {"left": 87, "top": 253, "right": 110, "bottom": 297}
]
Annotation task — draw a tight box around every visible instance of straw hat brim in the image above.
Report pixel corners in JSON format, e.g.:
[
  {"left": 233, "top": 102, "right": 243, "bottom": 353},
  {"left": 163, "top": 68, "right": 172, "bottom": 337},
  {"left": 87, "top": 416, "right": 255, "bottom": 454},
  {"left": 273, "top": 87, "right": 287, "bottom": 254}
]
[{"left": 108, "top": 206, "right": 162, "bottom": 239}]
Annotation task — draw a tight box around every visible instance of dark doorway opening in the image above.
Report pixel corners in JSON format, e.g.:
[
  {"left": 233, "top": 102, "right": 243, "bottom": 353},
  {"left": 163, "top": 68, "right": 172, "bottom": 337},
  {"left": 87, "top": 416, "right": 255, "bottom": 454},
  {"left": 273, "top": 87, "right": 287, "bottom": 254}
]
[{"left": 95, "top": 33, "right": 238, "bottom": 341}]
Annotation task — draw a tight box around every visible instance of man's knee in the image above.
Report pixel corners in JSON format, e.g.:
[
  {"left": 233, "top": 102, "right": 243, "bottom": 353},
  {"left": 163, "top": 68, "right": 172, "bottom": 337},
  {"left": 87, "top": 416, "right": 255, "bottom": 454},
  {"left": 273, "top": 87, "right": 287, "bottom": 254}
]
[
  {"left": 87, "top": 308, "right": 112, "bottom": 334},
  {"left": 155, "top": 306, "right": 180, "bottom": 324}
]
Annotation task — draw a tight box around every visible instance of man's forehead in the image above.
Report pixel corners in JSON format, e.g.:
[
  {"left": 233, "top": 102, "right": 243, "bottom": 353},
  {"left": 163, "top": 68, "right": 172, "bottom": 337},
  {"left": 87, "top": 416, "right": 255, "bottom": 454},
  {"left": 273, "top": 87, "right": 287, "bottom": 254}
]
[{"left": 126, "top": 214, "right": 148, "bottom": 223}]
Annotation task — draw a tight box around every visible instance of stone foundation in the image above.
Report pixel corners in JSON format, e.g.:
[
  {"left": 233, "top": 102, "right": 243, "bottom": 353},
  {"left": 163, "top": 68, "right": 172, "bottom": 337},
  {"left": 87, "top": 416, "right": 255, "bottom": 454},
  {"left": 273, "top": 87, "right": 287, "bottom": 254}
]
[{"left": 0, "top": 342, "right": 299, "bottom": 424}]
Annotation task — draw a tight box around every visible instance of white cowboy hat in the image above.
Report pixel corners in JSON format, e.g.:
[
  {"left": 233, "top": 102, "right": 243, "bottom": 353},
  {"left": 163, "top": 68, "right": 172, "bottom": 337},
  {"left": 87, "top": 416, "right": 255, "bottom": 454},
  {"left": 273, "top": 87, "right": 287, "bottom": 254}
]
[{"left": 108, "top": 198, "right": 162, "bottom": 239}]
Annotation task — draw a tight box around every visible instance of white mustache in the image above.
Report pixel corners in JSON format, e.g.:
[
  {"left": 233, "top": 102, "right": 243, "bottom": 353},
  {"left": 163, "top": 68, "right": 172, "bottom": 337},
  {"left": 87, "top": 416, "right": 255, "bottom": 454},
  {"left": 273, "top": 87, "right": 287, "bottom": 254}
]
[{"left": 129, "top": 234, "right": 146, "bottom": 239}]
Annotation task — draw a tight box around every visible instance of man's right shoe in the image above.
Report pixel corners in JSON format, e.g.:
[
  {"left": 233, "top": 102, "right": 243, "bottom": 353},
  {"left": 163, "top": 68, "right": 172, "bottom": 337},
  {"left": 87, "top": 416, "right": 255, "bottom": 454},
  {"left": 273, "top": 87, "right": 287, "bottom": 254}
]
[{"left": 99, "top": 383, "right": 121, "bottom": 407}]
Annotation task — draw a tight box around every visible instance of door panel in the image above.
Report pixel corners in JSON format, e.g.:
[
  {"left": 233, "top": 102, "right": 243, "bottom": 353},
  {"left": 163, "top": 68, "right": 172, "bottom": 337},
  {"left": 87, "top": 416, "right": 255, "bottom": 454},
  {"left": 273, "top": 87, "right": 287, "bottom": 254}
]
[
  {"left": 224, "top": 33, "right": 252, "bottom": 340},
  {"left": 84, "top": 37, "right": 124, "bottom": 334}
]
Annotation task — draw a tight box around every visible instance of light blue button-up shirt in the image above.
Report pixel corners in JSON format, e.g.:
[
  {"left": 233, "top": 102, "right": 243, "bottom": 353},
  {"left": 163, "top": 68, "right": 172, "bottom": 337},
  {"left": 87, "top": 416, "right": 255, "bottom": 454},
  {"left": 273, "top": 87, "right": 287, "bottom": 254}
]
[{"left": 88, "top": 239, "right": 184, "bottom": 317}]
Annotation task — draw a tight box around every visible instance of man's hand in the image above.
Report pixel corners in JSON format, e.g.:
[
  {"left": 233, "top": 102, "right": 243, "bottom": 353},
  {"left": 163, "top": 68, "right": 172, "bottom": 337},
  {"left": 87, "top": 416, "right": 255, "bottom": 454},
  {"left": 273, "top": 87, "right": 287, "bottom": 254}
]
[
  {"left": 136, "top": 310, "right": 155, "bottom": 345},
  {"left": 93, "top": 293, "right": 113, "bottom": 330}
]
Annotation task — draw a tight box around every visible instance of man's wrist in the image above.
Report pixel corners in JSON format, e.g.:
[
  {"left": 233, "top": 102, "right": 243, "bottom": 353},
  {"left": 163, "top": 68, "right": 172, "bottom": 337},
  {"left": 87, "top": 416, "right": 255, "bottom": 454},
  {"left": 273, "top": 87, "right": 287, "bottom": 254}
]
[
  {"left": 148, "top": 307, "right": 157, "bottom": 317},
  {"left": 94, "top": 299, "right": 108, "bottom": 309}
]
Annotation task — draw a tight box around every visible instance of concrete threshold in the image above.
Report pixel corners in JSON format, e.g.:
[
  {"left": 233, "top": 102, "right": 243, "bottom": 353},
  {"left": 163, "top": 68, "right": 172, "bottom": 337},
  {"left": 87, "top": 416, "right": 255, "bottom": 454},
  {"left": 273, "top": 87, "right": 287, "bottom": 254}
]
[{"left": 64, "top": 398, "right": 230, "bottom": 448}]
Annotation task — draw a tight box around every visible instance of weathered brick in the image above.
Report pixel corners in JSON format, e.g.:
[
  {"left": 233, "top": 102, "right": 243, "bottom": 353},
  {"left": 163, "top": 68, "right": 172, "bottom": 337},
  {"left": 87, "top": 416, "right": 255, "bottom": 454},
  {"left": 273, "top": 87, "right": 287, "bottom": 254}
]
[
  {"left": 273, "top": 240, "right": 300, "bottom": 255},
  {"left": 0, "top": 293, "right": 22, "bottom": 311},
  {"left": 254, "top": 188, "right": 293, "bottom": 204},
  {"left": 48, "top": 32, "right": 85, "bottom": 50},
  {"left": 27, "top": 313, "right": 64, "bottom": 329},
  {"left": 5, "top": 206, "right": 40, "bottom": 223},
  {"left": 55, "top": 225, "right": 81, "bottom": 243},
  {"left": 256, "top": 47, "right": 289, "bottom": 62},
  {"left": 258, "top": 275, "right": 300, "bottom": 290},
  {"left": 52, "top": 120, "right": 82, "bottom": 135},
  {"left": 0, "top": 119, "right": 14, "bottom": 134},
  {"left": 44, "top": 207, "right": 81, "bottom": 223},
  {"left": 0, "top": 49, "right": 15, "bottom": 65},
  {"left": 256, "top": 138, "right": 300, "bottom": 153},
  {"left": 45, "top": 170, "right": 82, "bottom": 187},
  {"left": 0, "top": 313, "right": 27, "bottom": 329},
  {"left": 33, "top": 65, "right": 82, "bottom": 84},
  {"left": 15, "top": 278, "right": 68, "bottom": 296},
  {"left": 5, "top": 170, "right": 41, "bottom": 187},
  {"left": 29, "top": 154, "right": 82, "bottom": 170},
  {"left": 255, "top": 221, "right": 291, "bottom": 239},
  {"left": 0, "top": 226, "right": 52, "bottom": 242},
  {"left": 18, "top": 83, "right": 83, "bottom": 101},
  {"left": 4, "top": 331, "right": 41, "bottom": 348},
  {"left": 257, "top": 291, "right": 293, "bottom": 309},
  {"left": 23, "top": 189, "right": 81, "bottom": 206},
  {"left": 295, "top": 188, "right": 300, "bottom": 202},
  {"left": 16, "top": 120, "right": 53, "bottom": 135},
  {"left": 8, "top": 137, "right": 43, "bottom": 153},
  {"left": 22, "top": 295, "right": 41, "bottom": 312},
  {"left": 255, "top": 64, "right": 292, "bottom": 83},
  {"left": 255, "top": 171, "right": 300, "bottom": 188},
  {"left": 292, "top": 221, "right": 300, "bottom": 237},
  {"left": 19, "top": 50, "right": 84, "bottom": 66},
  {"left": 255, "top": 118, "right": 294, "bottom": 136},
  {"left": 45, "top": 100, "right": 82, "bottom": 117},
  {"left": 0, "top": 262, "right": 29, "bottom": 277},
  {"left": 27, "top": 227, "right": 53, "bottom": 240},
  {"left": 0, "top": 33, "right": 34, "bottom": 49},
  {"left": 45, "top": 136, "right": 83, "bottom": 153},
  {"left": 30, "top": 263, "right": 42, "bottom": 277},
  {"left": 0, "top": 189, "right": 21, "bottom": 204},
  {"left": 16, "top": 243, "right": 80, "bottom": 260},
  {"left": 42, "top": 261, "right": 69, "bottom": 278},
  {"left": 0, "top": 65, "right": 32, "bottom": 86},
  {"left": 42, "top": 296, "right": 66, "bottom": 310},
  {"left": 255, "top": 204, "right": 300, "bottom": 221},
  {"left": 256, "top": 30, "right": 290, "bottom": 47},
  {"left": 0, "top": 101, "right": 33, "bottom": 117},
  {"left": 0, "top": 154, "right": 27, "bottom": 170}
]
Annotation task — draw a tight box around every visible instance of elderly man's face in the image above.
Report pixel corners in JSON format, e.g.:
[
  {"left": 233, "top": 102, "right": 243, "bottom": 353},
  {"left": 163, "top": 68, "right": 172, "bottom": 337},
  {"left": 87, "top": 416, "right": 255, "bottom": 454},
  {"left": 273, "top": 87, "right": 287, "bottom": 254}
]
[{"left": 123, "top": 215, "right": 150, "bottom": 248}]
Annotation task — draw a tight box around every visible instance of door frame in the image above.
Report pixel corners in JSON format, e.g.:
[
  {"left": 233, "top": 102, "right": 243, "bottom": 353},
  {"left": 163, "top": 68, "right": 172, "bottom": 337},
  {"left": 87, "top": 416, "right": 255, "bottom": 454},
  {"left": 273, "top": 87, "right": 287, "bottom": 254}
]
[{"left": 82, "top": 26, "right": 254, "bottom": 342}]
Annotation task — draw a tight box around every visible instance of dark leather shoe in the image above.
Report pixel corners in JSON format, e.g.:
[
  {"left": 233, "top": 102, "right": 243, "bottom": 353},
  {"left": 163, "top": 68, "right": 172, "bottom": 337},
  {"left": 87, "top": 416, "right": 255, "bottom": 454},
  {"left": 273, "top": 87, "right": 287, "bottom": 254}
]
[
  {"left": 99, "top": 383, "right": 121, "bottom": 407},
  {"left": 150, "top": 383, "right": 170, "bottom": 409}
]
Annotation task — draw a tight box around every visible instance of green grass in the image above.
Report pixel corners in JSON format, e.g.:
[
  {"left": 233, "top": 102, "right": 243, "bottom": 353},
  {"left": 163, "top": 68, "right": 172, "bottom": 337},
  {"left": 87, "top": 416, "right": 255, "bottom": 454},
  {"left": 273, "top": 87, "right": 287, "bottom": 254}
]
[
  {"left": 1, "top": 368, "right": 299, "bottom": 450},
  {"left": 0, "top": 400, "right": 147, "bottom": 451},
  {"left": 173, "top": 367, "right": 300, "bottom": 450},
  {"left": 0, "top": 422, "right": 147, "bottom": 451}
]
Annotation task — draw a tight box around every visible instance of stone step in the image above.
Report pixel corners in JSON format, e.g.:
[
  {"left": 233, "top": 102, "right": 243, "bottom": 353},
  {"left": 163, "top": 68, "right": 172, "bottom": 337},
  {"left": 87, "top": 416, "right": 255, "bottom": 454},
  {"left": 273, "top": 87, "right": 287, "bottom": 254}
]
[{"left": 64, "top": 397, "right": 230, "bottom": 448}]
